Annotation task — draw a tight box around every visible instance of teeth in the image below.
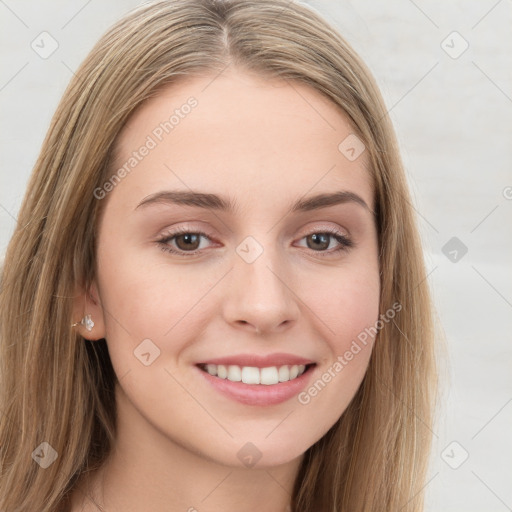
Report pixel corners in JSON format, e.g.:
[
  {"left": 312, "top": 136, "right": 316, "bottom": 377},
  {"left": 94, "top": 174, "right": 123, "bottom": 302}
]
[
  {"left": 242, "top": 366, "right": 260, "bottom": 384},
  {"left": 217, "top": 364, "right": 227, "bottom": 379},
  {"left": 227, "top": 365, "right": 241, "bottom": 382},
  {"left": 201, "top": 363, "right": 308, "bottom": 385},
  {"left": 260, "top": 367, "right": 278, "bottom": 385},
  {"left": 206, "top": 364, "right": 217, "bottom": 376},
  {"left": 278, "top": 365, "right": 290, "bottom": 382}
]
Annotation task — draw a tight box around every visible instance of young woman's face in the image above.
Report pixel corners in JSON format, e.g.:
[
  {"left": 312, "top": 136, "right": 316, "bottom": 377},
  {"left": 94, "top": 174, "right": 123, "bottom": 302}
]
[{"left": 90, "top": 69, "right": 380, "bottom": 468}]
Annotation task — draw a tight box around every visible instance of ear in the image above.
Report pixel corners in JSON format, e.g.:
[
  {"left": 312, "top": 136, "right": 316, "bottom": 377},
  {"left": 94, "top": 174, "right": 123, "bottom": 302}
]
[{"left": 71, "top": 280, "right": 106, "bottom": 341}]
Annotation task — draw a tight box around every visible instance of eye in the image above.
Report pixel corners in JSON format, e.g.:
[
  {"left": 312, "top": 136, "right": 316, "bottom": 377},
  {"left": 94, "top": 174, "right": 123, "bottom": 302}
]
[
  {"left": 295, "top": 228, "right": 353, "bottom": 257},
  {"left": 157, "top": 227, "right": 214, "bottom": 255}
]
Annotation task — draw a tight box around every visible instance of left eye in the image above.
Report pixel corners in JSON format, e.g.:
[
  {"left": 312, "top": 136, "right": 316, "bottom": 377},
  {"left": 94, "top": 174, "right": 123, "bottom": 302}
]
[{"left": 296, "top": 232, "right": 352, "bottom": 252}]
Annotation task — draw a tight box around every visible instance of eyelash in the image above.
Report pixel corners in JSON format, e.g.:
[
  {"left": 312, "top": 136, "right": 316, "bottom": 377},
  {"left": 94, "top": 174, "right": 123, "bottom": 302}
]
[{"left": 156, "top": 226, "right": 354, "bottom": 258}]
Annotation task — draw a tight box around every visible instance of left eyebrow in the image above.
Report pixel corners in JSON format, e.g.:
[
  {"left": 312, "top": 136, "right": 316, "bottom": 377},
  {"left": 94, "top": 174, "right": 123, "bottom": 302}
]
[
  {"left": 134, "top": 189, "right": 374, "bottom": 215},
  {"left": 290, "top": 190, "right": 374, "bottom": 215}
]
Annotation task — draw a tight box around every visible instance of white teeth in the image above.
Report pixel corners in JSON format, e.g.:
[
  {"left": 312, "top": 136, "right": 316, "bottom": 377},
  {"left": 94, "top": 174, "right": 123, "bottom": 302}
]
[
  {"left": 217, "top": 364, "right": 228, "bottom": 379},
  {"left": 242, "top": 366, "right": 260, "bottom": 384},
  {"left": 201, "top": 363, "right": 309, "bottom": 385},
  {"left": 227, "top": 365, "right": 242, "bottom": 382},
  {"left": 278, "top": 365, "right": 290, "bottom": 382},
  {"left": 260, "top": 366, "right": 279, "bottom": 385}
]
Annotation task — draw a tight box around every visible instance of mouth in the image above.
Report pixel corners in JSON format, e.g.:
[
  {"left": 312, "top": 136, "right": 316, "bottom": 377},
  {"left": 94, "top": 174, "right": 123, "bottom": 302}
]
[
  {"left": 196, "top": 362, "right": 317, "bottom": 385},
  {"left": 195, "top": 361, "right": 317, "bottom": 406}
]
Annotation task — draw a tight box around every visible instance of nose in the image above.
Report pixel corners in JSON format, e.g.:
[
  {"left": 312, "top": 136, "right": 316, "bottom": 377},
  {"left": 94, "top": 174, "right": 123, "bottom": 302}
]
[{"left": 222, "top": 242, "right": 300, "bottom": 335}]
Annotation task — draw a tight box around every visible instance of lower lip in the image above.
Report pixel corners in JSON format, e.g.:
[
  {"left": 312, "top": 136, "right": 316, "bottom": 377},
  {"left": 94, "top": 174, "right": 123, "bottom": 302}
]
[{"left": 196, "top": 365, "right": 316, "bottom": 406}]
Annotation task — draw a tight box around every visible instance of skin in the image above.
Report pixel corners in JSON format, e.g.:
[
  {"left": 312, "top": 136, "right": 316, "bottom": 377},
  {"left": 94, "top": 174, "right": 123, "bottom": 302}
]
[{"left": 70, "top": 68, "right": 380, "bottom": 512}]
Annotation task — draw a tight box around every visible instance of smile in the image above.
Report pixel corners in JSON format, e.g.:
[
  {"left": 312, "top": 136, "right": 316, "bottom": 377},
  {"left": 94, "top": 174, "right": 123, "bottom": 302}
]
[
  {"left": 195, "top": 362, "right": 317, "bottom": 406},
  {"left": 198, "top": 363, "right": 312, "bottom": 385}
]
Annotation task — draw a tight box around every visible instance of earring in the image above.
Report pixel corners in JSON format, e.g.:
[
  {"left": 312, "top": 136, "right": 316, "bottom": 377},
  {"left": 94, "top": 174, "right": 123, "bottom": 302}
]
[{"left": 71, "top": 314, "right": 95, "bottom": 332}]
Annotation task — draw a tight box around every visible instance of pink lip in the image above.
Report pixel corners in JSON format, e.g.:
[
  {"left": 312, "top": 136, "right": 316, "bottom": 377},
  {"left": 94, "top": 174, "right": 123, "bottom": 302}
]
[
  {"left": 195, "top": 363, "right": 316, "bottom": 406},
  {"left": 196, "top": 352, "right": 315, "bottom": 368}
]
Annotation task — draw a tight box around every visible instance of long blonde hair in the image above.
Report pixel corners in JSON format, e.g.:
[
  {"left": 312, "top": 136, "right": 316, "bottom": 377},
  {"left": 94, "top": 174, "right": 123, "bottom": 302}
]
[{"left": 0, "top": 1, "right": 438, "bottom": 510}]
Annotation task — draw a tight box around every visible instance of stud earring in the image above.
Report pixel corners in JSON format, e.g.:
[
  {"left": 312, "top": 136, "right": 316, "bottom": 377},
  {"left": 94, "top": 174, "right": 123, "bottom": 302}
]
[{"left": 71, "top": 314, "right": 95, "bottom": 332}]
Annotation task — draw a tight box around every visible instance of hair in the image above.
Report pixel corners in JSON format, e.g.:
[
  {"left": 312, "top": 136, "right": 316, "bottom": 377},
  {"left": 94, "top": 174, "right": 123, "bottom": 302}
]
[{"left": 0, "top": 1, "right": 438, "bottom": 510}]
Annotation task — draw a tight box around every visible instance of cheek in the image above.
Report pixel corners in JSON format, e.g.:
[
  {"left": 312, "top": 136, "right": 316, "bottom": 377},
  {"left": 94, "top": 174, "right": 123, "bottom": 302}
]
[
  {"left": 303, "top": 260, "right": 381, "bottom": 352},
  {"left": 331, "top": 274, "right": 380, "bottom": 353},
  {"left": 95, "top": 240, "right": 226, "bottom": 356},
  {"left": 292, "top": 261, "right": 380, "bottom": 417}
]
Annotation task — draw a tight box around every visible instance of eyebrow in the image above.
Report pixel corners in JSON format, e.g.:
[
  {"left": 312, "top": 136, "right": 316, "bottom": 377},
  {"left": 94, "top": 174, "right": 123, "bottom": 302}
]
[{"left": 135, "top": 189, "right": 374, "bottom": 215}]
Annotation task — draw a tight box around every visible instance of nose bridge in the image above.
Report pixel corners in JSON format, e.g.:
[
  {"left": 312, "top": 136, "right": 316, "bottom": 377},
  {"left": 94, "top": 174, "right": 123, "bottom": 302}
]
[{"left": 222, "top": 233, "right": 299, "bottom": 332}]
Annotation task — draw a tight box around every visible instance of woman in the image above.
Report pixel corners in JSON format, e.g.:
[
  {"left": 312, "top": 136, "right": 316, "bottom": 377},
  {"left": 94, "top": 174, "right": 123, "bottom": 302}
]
[{"left": 0, "top": 1, "right": 438, "bottom": 510}]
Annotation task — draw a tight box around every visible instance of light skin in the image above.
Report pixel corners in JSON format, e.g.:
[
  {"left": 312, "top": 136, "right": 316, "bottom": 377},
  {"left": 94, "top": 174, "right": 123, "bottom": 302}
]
[{"left": 70, "top": 68, "right": 380, "bottom": 512}]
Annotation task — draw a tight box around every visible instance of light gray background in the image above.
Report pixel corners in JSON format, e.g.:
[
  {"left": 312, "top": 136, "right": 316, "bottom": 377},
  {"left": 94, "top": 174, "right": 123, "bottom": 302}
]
[{"left": 1, "top": 1, "right": 511, "bottom": 510}]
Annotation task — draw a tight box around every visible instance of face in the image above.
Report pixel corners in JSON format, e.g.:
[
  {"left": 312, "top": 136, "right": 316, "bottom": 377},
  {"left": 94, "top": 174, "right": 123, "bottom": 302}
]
[{"left": 82, "top": 69, "right": 380, "bottom": 469}]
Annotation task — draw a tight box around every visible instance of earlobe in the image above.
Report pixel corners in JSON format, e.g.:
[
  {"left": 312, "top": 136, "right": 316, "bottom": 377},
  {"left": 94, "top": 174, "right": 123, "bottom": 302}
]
[
  {"left": 71, "top": 314, "right": 95, "bottom": 332},
  {"left": 71, "top": 281, "right": 107, "bottom": 341}
]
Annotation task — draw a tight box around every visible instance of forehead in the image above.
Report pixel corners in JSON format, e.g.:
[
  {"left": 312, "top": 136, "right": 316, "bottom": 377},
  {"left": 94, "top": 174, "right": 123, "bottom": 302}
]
[{"left": 108, "top": 69, "right": 373, "bottom": 213}]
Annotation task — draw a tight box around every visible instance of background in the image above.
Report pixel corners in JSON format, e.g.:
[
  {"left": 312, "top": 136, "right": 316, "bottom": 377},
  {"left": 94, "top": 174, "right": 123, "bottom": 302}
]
[{"left": 1, "top": 1, "right": 511, "bottom": 510}]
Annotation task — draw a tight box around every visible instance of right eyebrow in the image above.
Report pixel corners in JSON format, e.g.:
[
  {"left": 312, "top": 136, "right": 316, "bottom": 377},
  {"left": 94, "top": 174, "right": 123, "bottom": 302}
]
[{"left": 135, "top": 190, "right": 235, "bottom": 212}]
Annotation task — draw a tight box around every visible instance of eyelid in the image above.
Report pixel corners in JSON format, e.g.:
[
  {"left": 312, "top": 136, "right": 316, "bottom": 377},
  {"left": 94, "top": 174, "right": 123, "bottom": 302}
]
[
  {"left": 297, "top": 222, "right": 350, "bottom": 238},
  {"left": 157, "top": 223, "right": 216, "bottom": 240}
]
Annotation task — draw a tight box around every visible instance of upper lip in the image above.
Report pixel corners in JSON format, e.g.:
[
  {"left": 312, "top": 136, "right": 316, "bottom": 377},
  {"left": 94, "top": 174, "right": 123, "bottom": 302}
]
[{"left": 196, "top": 353, "right": 315, "bottom": 368}]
